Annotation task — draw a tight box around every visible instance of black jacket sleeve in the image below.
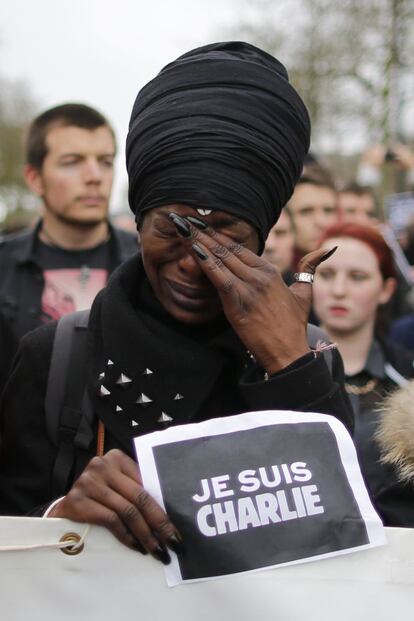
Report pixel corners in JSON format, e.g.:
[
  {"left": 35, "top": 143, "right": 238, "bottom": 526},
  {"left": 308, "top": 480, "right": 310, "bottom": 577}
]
[
  {"left": 0, "top": 324, "right": 58, "bottom": 515},
  {"left": 239, "top": 349, "right": 354, "bottom": 434},
  {"left": 0, "top": 329, "right": 353, "bottom": 517}
]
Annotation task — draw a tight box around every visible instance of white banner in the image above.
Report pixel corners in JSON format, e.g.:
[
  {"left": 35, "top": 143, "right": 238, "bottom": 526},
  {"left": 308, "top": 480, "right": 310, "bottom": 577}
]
[
  {"left": 0, "top": 517, "right": 412, "bottom": 621},
  {"left": 135, "top": 409, "right": 385, "bottom": 585}
]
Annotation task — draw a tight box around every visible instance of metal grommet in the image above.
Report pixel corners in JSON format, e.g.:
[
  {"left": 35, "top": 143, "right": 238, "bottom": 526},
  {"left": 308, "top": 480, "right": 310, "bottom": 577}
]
[{"left": 60, "top": 532, "right": 84, "bottom": 556}]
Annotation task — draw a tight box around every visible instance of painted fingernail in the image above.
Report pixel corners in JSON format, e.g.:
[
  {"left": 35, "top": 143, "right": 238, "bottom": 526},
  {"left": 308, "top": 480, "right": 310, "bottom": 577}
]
[
  {"left": 192, "top": 243, "right": 208, "bottom": 260},
  {"left": 168, "top": 213, "right": 191, "bottom": 237},
  {"left": 132, "top": 540, "right": 148, "bottom": 555},
  {"left": 186, "top": 216, "right": 208, "bottom": 230},
  {"left": 320, "top": 246, "right": 337, "bottom": 263},
  {"left": 167, "top": 533, "right": 185, "bottom": 554},
  {"left": 152, "top": 544, "right": 171, "bottom": 565}
]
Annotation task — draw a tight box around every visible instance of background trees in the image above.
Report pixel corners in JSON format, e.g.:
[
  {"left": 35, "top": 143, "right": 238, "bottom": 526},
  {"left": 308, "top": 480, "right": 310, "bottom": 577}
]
[
  {"left": 229, "top": 0, "right": 414, "bottom": 155},
  {"left": 0, "top": 64, "right": 39, "bottom": 232}
]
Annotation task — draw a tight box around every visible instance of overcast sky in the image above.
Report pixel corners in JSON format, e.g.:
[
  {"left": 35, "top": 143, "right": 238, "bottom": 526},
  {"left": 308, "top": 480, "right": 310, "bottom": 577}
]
[{"left": 1, "top": 0, "right": 240, "bottom": 211}]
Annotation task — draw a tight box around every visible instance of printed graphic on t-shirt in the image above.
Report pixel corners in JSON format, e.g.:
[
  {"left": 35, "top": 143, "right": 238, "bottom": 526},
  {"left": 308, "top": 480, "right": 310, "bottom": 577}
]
[{"left": 41, "top": 267, "right": 107, "bottom": 322}]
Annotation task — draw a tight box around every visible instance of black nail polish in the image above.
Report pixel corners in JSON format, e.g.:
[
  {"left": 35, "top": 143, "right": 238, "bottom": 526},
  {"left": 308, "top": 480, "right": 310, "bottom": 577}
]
[
  {"left": 168, "top": 533, "right": 185, "bottom": 554},
  {"left": 153, "top": 544, "right": 171, "bottom": 565},
  {"left": 186, "top": 216, "right": 208, "bottom": 230},
  {"left": 320, "top": 246, "right": 337, "bottom": 263},
  {"left": 192, "top": 243, "right": 208, "bottom": 260},
  {"left": 168, "top": 213, "right": 191, "bottom": 237},
  {"left": 133, "top": 540, "right": 148, "bottom": 555}
]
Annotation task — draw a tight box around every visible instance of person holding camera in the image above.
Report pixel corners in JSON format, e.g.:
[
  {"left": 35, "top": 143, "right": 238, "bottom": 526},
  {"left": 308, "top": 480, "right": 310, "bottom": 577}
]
[{"left": 357, "top": 143, "right": 414, "bottom": 189}]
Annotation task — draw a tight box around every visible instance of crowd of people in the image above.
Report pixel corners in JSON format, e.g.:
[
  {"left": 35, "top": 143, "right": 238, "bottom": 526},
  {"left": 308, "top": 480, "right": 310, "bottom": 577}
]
[
  {"left": 264, "top": 151, "right": 414, "bottom": 525},
  {"left": 1, "top": 41, "right": 414, "bottom": 564}
]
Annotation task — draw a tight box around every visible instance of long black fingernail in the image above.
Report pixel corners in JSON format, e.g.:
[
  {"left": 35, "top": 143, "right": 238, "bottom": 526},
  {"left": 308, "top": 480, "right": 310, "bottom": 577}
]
[
  {"left": 133, "top": 540, "right": 148, "bottom": 555},
  {"left": 192, "top": 243, "right": 208, "bottom": 260},
  {"left": 153, "top": 544, "right": 171, "bottom": 565},
  {"left": 168, "top": 533, "right": 185, "bottom": 554},
  {"left": 168, "top": 213, "right": 191, "bottom": 238},
  {"left": 186, "top": 216, "right": 208, "bottom": 230},
  {"left": 320, "top": 246, "right": 337, "bottom": 263}
]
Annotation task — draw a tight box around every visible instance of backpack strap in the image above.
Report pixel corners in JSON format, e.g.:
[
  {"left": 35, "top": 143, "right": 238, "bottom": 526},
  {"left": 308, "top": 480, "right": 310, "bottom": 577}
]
[
  {"left": 307, "top": 323, "right": 334, "bottom": 376},
  {"left": 45, "top": 309, "right": 94, "bottom": 497}
]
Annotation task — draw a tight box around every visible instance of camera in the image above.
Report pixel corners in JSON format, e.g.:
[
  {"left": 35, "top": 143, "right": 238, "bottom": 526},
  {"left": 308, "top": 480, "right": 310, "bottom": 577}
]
[{"left": 384, "top": 149, "right": 396, "bottom": 163}]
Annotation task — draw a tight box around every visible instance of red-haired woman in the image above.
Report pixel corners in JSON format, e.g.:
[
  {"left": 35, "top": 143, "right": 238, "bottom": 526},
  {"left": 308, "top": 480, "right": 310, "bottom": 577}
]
[{"left": 313, "top": 222, "right": 414, "bottom": 525}]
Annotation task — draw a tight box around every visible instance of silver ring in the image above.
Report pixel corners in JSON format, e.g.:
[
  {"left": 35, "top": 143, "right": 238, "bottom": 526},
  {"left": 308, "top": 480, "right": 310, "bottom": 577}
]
[{"left": 293, "top": 272, "right": 314, "bottom": 284}]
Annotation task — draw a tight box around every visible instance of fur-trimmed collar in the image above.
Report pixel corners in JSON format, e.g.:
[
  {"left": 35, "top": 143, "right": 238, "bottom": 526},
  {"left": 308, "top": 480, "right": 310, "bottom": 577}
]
[{"left": 376, "top": 379, "right": 414, "bottom": 483}]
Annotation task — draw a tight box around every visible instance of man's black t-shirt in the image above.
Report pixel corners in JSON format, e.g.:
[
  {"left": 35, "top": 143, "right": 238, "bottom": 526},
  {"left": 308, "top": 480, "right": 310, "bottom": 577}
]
[{"left": 35, "top": 239, "right": 111, "bottom": 323}]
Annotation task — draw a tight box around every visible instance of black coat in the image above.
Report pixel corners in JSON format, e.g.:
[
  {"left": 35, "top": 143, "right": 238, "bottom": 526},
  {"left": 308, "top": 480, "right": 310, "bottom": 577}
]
[
  {"left": 363, "top": 339, "right": 414, "bottom": 527},
  {"left": 340, "top": 337, "right": 414, "bottom": 527},
  {"left": 374, "top": 377, "right": 414, "bottom": 528},
  {"left": 0, "top": 257, "right": 353, "bottom": 516}
]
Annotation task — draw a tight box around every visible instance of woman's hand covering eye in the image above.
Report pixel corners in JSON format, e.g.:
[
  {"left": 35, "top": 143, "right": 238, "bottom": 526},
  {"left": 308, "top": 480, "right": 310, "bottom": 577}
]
[{"left": 171, "top": 213, "right": 336, "bottom": 374}]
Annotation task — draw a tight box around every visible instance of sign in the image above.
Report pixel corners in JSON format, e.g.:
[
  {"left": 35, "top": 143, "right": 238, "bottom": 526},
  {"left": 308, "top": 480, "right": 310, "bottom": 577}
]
[
  {"left": 134, "top": 410, "right": 385, "bottom": 586},
  {"left": 385, "top": 192, "right": 414, "bottom": 234}
]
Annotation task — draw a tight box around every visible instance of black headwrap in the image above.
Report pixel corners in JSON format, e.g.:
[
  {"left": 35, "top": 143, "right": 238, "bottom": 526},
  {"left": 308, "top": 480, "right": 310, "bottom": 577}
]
[{"left": 126, "top": 41, "right": 310, "bottom": 245}]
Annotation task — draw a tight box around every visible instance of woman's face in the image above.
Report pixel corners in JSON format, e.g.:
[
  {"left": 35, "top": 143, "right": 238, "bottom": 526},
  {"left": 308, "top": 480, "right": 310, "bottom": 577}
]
[
  {"left": 139, "top": 204, "right": 260, "bottom": 324},
  {"left": 313, "top": 237, "right": 395, "bottom": 335}
]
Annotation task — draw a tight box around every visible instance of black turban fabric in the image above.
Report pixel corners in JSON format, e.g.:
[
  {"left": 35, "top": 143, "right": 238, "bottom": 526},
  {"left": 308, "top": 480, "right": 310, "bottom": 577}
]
[{"left": 126, "top": 41, "right": 310, "bottom": 244}]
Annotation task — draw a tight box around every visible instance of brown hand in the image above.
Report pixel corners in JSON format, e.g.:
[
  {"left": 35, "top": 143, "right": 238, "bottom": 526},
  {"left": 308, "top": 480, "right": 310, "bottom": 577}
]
[
  {"left": 171, "top": 214, "right": 336, "bottom": 373},
  {"left": 290, "top": 246, "right": 337, "bottom": 318},
  {"left": 48, "top": 449, "right": 182, "bottom": 563}
]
